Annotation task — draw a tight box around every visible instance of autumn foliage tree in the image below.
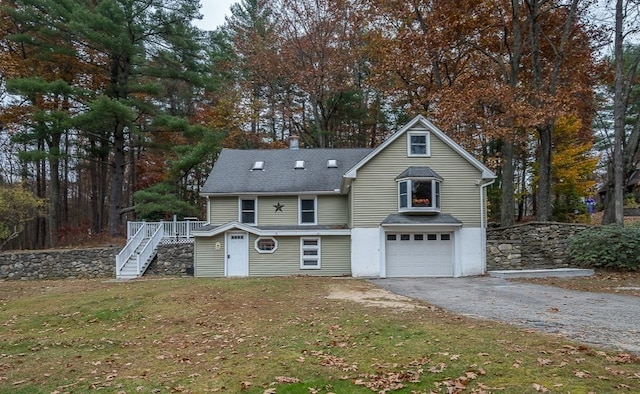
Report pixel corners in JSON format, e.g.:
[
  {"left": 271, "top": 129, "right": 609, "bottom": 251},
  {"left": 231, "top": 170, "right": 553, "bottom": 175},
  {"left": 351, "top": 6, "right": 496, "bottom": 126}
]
[
  {"left": 358, "top": 0, "right": 601, "bottom": 224},
  {"left": 551, "top": 117, "right": 599, "bottom": 222},
  {"left": 0, "top": 0, "right": 211, "bottom": 245},
  {"left": 0, "top": 0, "right": 613, "bottom": 249},
  {"left": 0, "top": 183, "right": 46, "bottom": 250}
]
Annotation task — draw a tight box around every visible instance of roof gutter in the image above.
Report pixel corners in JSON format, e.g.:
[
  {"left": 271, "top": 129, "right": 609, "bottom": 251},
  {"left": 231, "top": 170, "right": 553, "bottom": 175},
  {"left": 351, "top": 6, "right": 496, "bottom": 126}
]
[{"left": 200, "top": 190, "right": 345, "bottom": 198}]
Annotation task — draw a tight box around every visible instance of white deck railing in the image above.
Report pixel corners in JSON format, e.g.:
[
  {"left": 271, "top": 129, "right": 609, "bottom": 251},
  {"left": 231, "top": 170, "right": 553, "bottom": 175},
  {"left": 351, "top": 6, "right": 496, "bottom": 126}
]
[
  {"left": 116, "top": 225, "right": 146, "bottom": 273},
  {"left": 127, "top": 221, "right": 207, "bottom": 243},
  {"left": 136, "top": 224, "right": 164, "bottom": 274}
]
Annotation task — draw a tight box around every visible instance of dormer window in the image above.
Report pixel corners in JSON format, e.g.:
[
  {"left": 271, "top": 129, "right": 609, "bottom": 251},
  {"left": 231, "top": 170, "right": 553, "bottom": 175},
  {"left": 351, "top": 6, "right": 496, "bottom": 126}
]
[
  {"left": 396, "top": 167, "right": 442, "bottom": 213},
  {"left": 407, "top": 131, "right": 430, "bottom": 157},
  {"left": 294, "top": 160, "right": 305, "bottom": 169},
  {"left": 252, "top": 161, "right": 265, "bottom": 171}
]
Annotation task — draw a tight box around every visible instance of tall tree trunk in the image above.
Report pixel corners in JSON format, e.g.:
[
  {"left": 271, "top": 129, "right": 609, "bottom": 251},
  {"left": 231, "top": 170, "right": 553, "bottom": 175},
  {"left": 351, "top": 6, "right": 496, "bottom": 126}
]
[
  {"left": 604, "top": 0, "right": 626, "bottom": 226},
  {"left": 500, "top": 140, "right": 515, "bottom": 226},
  {"left": 536, "top": 124, "right": 553, "bottom": 221},
  {"left": 108, "top": 122, "right": 126, "bottom": 236},
  {"left": 47, "top": 136, "right": 60, "bottom": 248}
]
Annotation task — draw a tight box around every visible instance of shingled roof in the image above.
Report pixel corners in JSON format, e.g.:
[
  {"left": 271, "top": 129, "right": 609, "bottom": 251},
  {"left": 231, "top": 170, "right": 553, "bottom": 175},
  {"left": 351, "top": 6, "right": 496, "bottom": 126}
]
[{"left": 201, "top": 148, "right": 373, "bottom": 195}]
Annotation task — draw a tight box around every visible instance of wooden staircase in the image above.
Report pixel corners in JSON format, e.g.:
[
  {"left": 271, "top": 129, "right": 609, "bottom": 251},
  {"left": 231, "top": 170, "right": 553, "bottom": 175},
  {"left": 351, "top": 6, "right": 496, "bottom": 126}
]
[
  {"left": 117, "top": 238, "right": 156, "bottom": 279},
  {"left": 115, "top": 220, "right": 206, "bottom": 280},
  {"left": 115, "top": 223, "right": 164, "bottom": 280}
]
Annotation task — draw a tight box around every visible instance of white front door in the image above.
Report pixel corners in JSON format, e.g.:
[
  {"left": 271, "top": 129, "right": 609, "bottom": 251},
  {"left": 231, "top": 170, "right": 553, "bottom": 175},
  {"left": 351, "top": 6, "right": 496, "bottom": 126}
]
[{"left": 226, "top": 232, "right": 248, "bottom": 277}]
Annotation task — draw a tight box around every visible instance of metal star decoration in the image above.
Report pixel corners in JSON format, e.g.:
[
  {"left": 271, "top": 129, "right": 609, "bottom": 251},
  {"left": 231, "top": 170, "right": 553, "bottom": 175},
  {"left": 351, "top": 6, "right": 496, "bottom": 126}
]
[{"left": 273, "top": 202, "right": 284, "bottom": 212}]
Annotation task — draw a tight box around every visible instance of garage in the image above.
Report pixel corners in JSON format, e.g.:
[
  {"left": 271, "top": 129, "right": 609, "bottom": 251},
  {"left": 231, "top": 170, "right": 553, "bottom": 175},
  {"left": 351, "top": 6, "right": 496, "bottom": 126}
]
[{"left": 385, "top": 232, "right": 454, "bottom": 277}]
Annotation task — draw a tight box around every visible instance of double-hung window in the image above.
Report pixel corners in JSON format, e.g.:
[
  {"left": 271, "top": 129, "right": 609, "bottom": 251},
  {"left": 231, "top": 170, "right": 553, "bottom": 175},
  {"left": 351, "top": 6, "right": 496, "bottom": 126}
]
[
  {"left": 408, "top": 131, "right": 430, "bottom": 157},
  {"left": 299, "top": 197, "right": 316, "bottom": 224},
  {"left": 300, "top": 238, "right": 321, "bottom": 269},
  {"left": 240, "top": 198, "right": 257, "bottom": 224}
]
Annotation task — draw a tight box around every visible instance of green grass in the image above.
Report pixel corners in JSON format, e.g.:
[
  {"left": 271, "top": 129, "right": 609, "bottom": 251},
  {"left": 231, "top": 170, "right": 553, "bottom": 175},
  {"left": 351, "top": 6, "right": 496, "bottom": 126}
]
[{"left": 0, "top": 277, "right": 638, "bottom": 393}]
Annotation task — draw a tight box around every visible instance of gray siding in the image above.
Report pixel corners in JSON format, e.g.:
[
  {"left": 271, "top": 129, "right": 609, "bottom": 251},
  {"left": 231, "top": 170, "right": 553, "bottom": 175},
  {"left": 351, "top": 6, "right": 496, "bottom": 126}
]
[
  {"left": 352, "top": 127, "right": 484, "bottom": 228},
  {"left": 248, "top": 234, "right": 350, "bottom": 277},
  {"left": 194, "top": 234, "right": 225, "bottom": 277},
  {"left": 210, "top": 197, "right": 238, "bottom": 225},
  {"left": 318, "top": 195, "right": 348, "bottom": 225},
  {"left": 257, "top": 196, "right": 298, "bottom": 225}
]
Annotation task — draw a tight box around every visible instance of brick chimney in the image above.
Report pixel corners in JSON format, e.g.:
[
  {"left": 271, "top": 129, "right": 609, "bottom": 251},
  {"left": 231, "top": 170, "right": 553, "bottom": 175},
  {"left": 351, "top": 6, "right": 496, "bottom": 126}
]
[{"left": 289, "top": 134, "right": 300, "bottom": 150}]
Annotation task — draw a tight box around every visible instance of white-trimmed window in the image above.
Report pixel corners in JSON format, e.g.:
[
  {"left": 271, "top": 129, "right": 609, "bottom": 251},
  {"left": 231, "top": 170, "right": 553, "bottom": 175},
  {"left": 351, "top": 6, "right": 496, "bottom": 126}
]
[
  {"left": 255, "top": 237, "right": 278, "bottom": 253},
  {"left": 300, "top": 238, "right": 321, "bottom": 269},
  {"left": 299, "top": 196, "right": 317, "bottom": 224},
  {"left": 398, "top": 179, "right": 441, "bottom": 213},
  {"left": 239, "top": 198, "right": 257, "bottom": 224},
  {"left": 407, "top": 131, "right": 430, "bottom": 157}
]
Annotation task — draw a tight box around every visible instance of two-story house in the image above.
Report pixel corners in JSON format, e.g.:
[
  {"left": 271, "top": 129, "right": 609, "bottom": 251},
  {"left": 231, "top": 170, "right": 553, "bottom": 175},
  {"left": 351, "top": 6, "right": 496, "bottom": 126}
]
[{"left": 192, "top": 115, "right": 496, "bottom": 277}]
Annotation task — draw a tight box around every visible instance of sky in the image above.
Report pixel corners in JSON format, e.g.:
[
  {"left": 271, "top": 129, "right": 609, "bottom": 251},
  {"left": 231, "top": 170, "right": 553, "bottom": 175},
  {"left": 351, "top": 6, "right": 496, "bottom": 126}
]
[{"left": 194, "top": 0, "right": 237, "bottom": 31}]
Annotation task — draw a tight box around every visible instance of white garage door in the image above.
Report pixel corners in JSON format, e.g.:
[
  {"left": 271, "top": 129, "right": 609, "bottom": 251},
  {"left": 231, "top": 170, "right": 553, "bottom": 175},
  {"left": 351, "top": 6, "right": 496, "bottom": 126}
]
[{"left": 386, "top": 232, "right": 454, "bottom": 277}]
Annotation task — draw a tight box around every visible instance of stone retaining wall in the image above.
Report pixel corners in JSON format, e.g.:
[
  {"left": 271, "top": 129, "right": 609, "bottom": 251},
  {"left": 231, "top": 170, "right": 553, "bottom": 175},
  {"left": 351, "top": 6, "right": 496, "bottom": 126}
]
[
  {"left": 146, "top": 243, "right": 194, "bottom": 276},
  {"left": 2, "top": 223, "right": 591, "bottom": 279},
  {"left": 0, "top": 247, "right": 120, "bottom": 280},
  {"left": 0, "top": 242, "right": 194, "bottom": 281},
  {"left": 487, "top": 222, "right": 590, "bottom": 270}
]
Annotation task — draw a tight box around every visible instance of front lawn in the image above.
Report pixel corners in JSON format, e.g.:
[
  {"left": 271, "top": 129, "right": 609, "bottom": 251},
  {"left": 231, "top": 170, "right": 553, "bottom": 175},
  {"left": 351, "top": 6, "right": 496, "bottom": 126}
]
[{"left": 1, "top": 277, "right": 638, "bottom": 393}]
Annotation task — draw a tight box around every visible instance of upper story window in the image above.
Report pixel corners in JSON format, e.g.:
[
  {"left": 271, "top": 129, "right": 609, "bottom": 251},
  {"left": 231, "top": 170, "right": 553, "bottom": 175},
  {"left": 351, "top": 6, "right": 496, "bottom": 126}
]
[
  {"left": 240, "top": 198, "right": 257, "bottom": 224},
  {"left": 396, "top": 166, "right": 442, "bottom": 214},
  {"left": 408, "top": 131, "right": 430, "bottom": 157},
  {"left": 299, "top": 196, "right": 317, "bottom": 224}
]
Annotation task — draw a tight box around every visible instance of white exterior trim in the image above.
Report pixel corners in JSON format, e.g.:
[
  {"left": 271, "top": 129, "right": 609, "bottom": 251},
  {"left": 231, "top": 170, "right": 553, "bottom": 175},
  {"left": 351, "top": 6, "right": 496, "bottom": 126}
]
[
  {"left": 351, "top": 227, "right": 383, "bottom": 277},
  {"left": 254, "top": 237, "right": 278, "bottom": 253},
  {"left": 407, "top": 130, "right": 431, "bottom": 157},
  {"left": 201, "top": 190, "right": 342, "bottom": 197},
  {"left": 238, "top": 196, "right": 257, "bottom": 225},
  {"left": 300, "top": 237, "right": 321, "bottom": 269},
  {"left": 298, "top": 195, "right": 318, "bottom": 225},
  {"left": 192, "top": 221, "right": 351, "bottom": 237}
]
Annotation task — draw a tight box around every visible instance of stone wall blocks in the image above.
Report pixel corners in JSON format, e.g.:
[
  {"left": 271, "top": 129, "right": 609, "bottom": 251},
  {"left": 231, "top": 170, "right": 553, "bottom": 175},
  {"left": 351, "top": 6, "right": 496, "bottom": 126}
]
[{"left": 487, "top": 221, "right": 590, "bottom": 271}]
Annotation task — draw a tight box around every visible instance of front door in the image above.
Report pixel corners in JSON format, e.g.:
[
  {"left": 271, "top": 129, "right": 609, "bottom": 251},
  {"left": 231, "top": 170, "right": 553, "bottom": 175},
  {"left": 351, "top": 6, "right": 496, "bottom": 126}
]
[{"left": 226, "top": 232, "right": 248, "bottom": 277}]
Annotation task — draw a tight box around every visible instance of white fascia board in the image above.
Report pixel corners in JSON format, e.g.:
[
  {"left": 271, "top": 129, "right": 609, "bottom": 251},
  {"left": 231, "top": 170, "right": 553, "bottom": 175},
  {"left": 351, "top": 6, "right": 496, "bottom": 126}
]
[
  {"left": 192, "top": 222, "right": 351, "bottom": 237},
  {"left": 259, "top": 229, "right": 351, "bottom": 236},
  {"left": 417, "top": 117, "right": 496, "bottom": 180},
  {"left": 200, "top": 190, "right": 344, "bottom": 198},
  {"left": 344, "top": 116, "right": 421, "bottom": 179},
  {"left": 192, "top": 221, "right": 261, "bottom": 237},
  {"left": 380, "top": 223, "right": 463, "bottom": 232}
]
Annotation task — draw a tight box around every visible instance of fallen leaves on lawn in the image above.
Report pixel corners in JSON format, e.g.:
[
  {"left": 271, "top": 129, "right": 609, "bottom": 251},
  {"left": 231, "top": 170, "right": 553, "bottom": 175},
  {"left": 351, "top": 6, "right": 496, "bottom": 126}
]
[
  {"left": 574, "top": 370, "right": 591, "bottom": 378},
  {"left": 532, "top": 382, "right": 549, "bottom": 392},
  {"left": 607, "top": 353, "right": 640, "bottom": 364},
  {"left": 310, "top": 350, "right": 358, "bottom": 371}
]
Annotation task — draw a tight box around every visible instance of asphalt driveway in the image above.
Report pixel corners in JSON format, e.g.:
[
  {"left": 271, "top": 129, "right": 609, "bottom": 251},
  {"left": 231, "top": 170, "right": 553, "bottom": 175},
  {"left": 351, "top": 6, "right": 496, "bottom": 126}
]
[{"left": 372, "top": 276, "right": 640, "bottom": 354}]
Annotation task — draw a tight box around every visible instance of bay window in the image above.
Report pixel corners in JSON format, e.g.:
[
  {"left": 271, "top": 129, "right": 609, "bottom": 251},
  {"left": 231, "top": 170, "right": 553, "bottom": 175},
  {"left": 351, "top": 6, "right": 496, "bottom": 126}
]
[{"left": 398, "top": 179, "right": 441, "bottom": 213}]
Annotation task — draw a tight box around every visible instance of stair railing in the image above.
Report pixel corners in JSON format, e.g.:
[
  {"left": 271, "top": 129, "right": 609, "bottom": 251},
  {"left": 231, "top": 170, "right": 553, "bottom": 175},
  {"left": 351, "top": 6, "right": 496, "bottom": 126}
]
[
  {"left": 136, "top": 224, "right": 164, "bottom": 275},
  {"left": 116, "top": 224, "right": 146, "bottom": 275}
]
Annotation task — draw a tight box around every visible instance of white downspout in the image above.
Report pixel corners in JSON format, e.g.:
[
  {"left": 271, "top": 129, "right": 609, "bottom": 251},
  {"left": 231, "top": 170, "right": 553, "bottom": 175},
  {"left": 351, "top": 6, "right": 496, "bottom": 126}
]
[
  {"left": 479, "top": 179, "right": 496, "bottom": 274},
  {"left": 206, "top": 196, "right": 211, "bottom": 225}
]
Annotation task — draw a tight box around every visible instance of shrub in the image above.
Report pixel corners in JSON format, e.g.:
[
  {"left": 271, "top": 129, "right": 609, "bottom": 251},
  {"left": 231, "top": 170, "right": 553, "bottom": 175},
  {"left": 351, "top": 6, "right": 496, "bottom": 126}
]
[{"left": 569, "top": 224, "right": 640, "bottom": 271}]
